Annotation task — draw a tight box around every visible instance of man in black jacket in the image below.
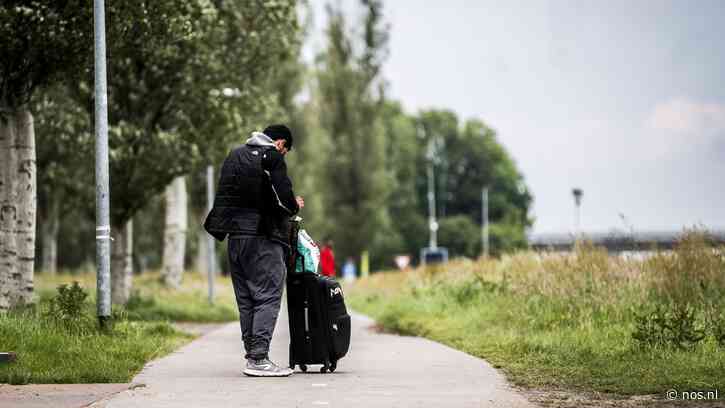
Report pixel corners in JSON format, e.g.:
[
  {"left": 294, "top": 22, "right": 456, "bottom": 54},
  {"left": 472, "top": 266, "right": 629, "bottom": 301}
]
[{"left": 204, "top": 124, "right": 303, "bottom": 377}]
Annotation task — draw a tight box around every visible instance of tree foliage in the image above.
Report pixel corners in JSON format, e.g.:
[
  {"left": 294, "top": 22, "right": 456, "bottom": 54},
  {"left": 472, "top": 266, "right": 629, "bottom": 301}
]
[
  {"left": 28, "top": 1, "right": 301, "bottom": 229},
  {"left": 315, "top": 0, "right": 392, "bottom": 264},
  {"left": 0, "top": 1, "right": 92, "bottom": 109},
  {"left": 34, "top": 86, "right": 93, "bottom": 216},
  {"left": 285, "top": 1, "right": 532, "bottom": 268},
  {"left": 96, "top": 0, "right": 300, "bottom": 227},
  {"left": 411, "top": 110, "right": 532, "bottom": 258},
  {"left": 23, "top": 0, "right": 534, "bottom": 275},
  {"left": 28, "top": 1, "right": 301, "bottom": 279},
  {"left": 416, "top": 110, "right": 532, "bottom": 226}
]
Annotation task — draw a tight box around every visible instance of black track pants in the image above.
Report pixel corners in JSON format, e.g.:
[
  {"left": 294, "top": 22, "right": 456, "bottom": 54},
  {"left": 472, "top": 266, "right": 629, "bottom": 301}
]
[{"left": 228, "top": 237, "right": 286, "bottom": 360}]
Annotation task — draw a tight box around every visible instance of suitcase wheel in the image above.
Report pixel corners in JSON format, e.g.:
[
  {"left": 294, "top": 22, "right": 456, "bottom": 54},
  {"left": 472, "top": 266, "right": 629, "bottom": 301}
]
[
  {"left": 299, "top": 364, "right": 307, "bottom": 372},
  {"left": 329, "top": 361, "right": 337, "bottom": 373},
  {"left": 320, "top": 366, "right": 327, "bottom": 373}
]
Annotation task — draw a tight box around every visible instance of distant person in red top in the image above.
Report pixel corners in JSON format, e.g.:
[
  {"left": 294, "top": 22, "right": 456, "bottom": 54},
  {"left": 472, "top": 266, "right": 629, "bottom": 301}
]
[{"left": 320, "top": 238, "right": 336, "bottom": 277}]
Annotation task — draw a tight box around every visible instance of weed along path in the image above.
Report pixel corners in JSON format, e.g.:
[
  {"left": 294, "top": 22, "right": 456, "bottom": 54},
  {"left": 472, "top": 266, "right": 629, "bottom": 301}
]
[{"left": 100, "top": 308, "right": 535, "bottom": 408}]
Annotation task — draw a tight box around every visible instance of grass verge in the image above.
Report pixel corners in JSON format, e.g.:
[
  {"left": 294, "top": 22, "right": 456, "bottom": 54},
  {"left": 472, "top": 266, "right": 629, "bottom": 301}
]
[
  {"left": 346, "top": 232, "right": 725, "bottom": 397},
  {"left": 0, "top": 270, "right": 238, "bottom": 384},
  {"left": 0, "top": 311, "right": 192, "bottom": 384}
]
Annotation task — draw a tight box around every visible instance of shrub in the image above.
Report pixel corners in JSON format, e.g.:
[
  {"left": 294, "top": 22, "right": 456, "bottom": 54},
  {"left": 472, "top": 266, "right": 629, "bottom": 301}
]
[
  {"left": 713, "top": 319, "right": 725, "bottom": 348},
  {"left": 437, "top": 215, "right": 529, "bottom": 259},
  {"left": 45, "top": 282, "right": 94, "bottom": 334},
  {"left": 438, "top": 277, "right": 504, "bottom": 306},
  {"left": 632, "top": 303, "right": 707, "bottom": 349},
  {"left": 704, "top": 303, "right": 725, "bottom": 348},
  {"left": 632, "top": 231, "right": 725, "bottom": 349},
  {"left": 48, "top": 282, "right": 87, "bottom": 319},
  {"left": 488, "top": 221, "right": 528, "bottom": 255},
  {"left": 438, "top": 215, "right": 482, "bottom": 258}
]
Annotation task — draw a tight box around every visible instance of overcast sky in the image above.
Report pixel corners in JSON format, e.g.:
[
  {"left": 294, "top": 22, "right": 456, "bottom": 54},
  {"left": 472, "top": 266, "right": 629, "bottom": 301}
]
[{"left": 305, "top": 0, "right": 725, "bottom": 234}]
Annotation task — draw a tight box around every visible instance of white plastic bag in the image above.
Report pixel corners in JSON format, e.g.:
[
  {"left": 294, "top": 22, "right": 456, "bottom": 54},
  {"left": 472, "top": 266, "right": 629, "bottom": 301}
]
[{"left": 295, "top": 229, "right": 320, "bottom": 274}]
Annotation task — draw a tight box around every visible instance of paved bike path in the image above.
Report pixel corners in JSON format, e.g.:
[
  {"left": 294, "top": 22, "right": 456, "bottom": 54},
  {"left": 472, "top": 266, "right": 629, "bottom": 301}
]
[{"left": 102, "top": 309, "right": 536, "bottom": 408}]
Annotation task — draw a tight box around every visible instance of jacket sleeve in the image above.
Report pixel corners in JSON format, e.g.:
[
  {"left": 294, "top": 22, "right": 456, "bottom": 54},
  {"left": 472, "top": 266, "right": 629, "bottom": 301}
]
[{"left": 262, "top": 149, "right": 299, "bottom": 216}]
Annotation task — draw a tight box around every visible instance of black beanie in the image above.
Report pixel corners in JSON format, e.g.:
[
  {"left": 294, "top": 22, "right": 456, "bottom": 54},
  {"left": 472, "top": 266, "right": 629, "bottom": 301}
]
[{"left": 263, "top": 124, "right": 293, "bottom": 150}]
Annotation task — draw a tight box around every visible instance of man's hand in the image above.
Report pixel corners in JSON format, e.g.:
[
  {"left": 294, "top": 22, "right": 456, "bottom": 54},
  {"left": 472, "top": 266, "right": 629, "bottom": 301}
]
[
  {"left": 273, "top": 139, "right": 289, "bottom": 155},
  {"left": 296, "top": 196, "right": 305, "bottom": 209}
]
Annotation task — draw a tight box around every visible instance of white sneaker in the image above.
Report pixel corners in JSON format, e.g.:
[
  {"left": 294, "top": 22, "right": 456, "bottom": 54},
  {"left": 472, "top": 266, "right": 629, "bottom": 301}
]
[{"left": 243, "top": 358, "right": 293, "bottom": 377}]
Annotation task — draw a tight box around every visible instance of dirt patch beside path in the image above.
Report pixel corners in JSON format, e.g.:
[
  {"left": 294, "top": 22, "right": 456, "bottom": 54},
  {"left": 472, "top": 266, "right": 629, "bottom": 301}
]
[{"left": 522, "top": 388, "right": 724, "bottom": 407}]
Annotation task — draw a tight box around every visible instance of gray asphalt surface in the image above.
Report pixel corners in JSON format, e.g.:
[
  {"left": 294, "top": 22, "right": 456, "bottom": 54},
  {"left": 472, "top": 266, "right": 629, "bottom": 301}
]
[{"left": 101, "top": 308, "right": 536, "bottom": 408}]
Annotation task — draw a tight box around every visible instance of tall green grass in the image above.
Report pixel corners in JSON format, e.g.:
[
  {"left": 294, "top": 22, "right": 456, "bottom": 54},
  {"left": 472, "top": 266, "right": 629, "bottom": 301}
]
[{"left": 347, "top": 231, "right": 725, "bottom": 395}]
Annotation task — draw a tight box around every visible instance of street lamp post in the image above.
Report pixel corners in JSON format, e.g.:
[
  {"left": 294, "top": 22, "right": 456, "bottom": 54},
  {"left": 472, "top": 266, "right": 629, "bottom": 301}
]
[
  {"left": 94, "top": 0, "right": 111, "bottom": 326},
  {"left": 481, "top": 187, "right": 489, "bottom": 257},
  {"left": 426, "top": 139, "right": 438, "bottom": 250},
  {"left": 418, "top": 123, "right": 448, "bottom": 265},
  {"left": 572, "top": 188, "right": 583, "bottom": 236}
]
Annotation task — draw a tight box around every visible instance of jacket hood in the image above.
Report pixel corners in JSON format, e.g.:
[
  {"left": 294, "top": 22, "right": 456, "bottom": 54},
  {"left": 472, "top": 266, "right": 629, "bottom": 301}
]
[{"left": 245, "top": 131, "right": 277, "bottom": 147}]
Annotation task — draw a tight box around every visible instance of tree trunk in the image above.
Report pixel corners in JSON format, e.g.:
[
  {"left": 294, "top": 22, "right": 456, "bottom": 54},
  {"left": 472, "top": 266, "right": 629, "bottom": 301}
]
[
  {"left": 161, "top": 176, "right": 187, "bottom": 288},
  {"left": 40, "top": 193, "right": 59, "bottom": 275},
  {"left": 111, "top": 219, "right": 133, "bottom": 305},
  {"left": 0, "top": 110, "right": 17, "bottom": 311},
  {"left": 0, "top": 109, "right": 36, "bottom": 310}
]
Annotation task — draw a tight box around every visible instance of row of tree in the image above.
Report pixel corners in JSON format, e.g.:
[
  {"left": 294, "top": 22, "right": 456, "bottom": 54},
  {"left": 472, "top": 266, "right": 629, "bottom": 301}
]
[
  {"left": 1, "top": 0, "right": 301, "bottom": 309},
  {"left": 285, "top": 1, "right": 533, "bottom": 269},
  {"left": 0, "top": 0, "right": 532, "bottom": 311}
]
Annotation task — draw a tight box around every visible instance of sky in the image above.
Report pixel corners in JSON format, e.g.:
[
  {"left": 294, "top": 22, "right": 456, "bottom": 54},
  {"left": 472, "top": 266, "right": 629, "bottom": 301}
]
[{"left": 305, "top": 0, "right": 725, "bottom": 234}]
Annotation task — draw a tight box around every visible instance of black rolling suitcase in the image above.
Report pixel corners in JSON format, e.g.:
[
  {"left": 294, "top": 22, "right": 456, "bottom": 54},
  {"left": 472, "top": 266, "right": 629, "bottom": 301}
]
[{"left": 286, "top": 218, "right": 351, "bottom": 373}]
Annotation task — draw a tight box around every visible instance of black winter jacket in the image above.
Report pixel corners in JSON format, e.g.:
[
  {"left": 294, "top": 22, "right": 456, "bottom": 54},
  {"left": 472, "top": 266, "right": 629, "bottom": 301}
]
[{"left": 204, "top": 143, "right": 299, "bottom": 244}]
